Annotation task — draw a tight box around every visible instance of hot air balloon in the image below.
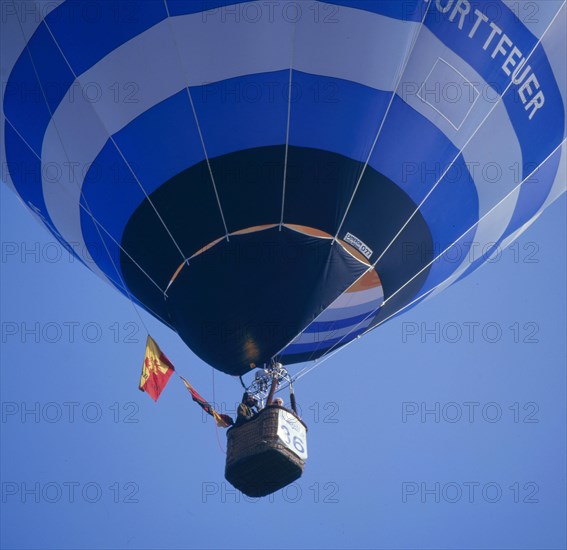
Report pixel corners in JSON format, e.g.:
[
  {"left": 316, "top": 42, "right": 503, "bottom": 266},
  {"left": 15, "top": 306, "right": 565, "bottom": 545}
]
[{"left": 2, "top": 0, "right": 565, "bottom": 496}]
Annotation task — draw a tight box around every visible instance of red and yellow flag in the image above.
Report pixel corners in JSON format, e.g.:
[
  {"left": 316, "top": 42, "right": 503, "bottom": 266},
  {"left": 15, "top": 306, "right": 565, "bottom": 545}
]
[
  {"left": 180, "top": 376, "right": 233, "bottom": 428},
  {"left": 139, "top": 336, "right": 175, "bottom": 401}
]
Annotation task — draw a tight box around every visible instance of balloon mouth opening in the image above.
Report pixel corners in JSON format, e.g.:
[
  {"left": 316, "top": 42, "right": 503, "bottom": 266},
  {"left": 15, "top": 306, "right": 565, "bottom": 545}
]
[{"left": 165, "top": 223, "right": 374, "bottom": 294}]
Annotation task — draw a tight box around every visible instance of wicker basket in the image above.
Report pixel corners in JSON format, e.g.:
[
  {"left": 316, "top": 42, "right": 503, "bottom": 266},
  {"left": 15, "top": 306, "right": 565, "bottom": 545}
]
[{"left": 225, "top": 405, "right": 307, "bottom": 497}]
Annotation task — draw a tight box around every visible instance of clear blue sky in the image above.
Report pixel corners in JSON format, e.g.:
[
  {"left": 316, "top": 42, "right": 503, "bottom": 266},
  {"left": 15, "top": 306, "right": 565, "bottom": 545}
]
[{"left": 1, "top": 182, "right": 565, "bottom": 550}]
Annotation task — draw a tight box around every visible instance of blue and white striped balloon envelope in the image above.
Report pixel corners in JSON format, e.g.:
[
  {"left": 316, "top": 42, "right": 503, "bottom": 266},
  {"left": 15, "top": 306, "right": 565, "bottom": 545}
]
[{"left": 2, "top": 0, "right": 565, "bottom": 375}]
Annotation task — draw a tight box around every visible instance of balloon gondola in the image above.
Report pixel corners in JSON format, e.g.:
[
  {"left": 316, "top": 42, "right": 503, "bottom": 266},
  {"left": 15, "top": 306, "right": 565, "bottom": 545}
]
[
  {"left": 225, "top": 363, "right": 308, "bottom": 497},
  {"left": 226, "top": 406, "right": 308, "bottom": 498}
]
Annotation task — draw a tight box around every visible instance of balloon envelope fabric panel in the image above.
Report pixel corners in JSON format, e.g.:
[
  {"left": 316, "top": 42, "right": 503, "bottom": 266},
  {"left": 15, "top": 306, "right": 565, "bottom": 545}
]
[{"left": 2, "top": 0, "right": 565, "bottom": 375}]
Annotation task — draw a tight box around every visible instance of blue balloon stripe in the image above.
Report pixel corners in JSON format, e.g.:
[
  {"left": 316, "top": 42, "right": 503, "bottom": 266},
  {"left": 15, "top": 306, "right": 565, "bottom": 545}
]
[
  {"left": 190, "top": 70, "right": 290, "bottom": 160},
  {"left": 79, "top": 206, "right": 134, "bottom": 293},
  {"left": 4, "top": 22, "right": 73, "bottom": 156},
  {"left": 81, "top": 140, "right": 147, "bottom": 246},
  {"left": 112, "top": 90, "right": 208, "bottom": 197},
  {"left": 303, "top": 309, "right": 381, "bottom": 333},
  {"left": 282, "top": 328, "right": 366, "bottom": 356},
  {"left": 80, "top": 140, "right": 147, "bottom": 286},
  {"left": 289, "top": 71, "right": 392, "bottom": 164}
]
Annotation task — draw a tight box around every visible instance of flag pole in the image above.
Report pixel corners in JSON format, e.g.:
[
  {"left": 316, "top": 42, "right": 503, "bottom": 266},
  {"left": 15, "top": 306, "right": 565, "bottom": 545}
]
[{"left": 266, "top": 377, "right": 278, "bottom": 405}]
